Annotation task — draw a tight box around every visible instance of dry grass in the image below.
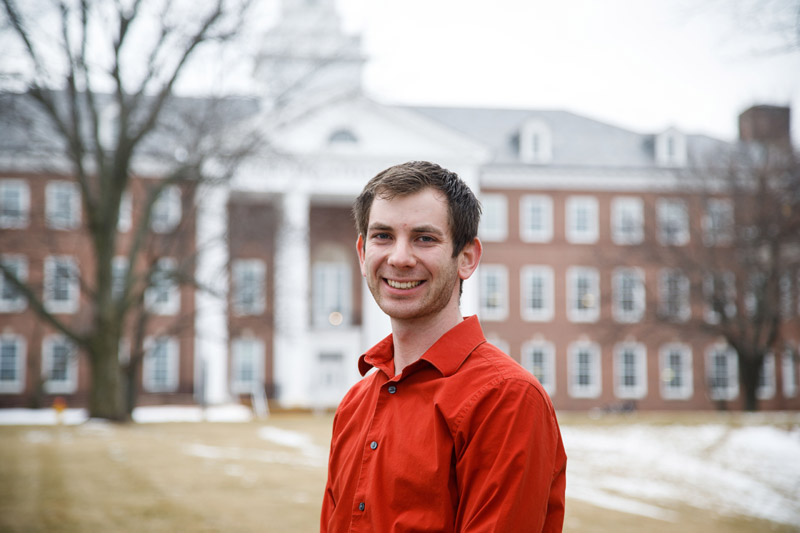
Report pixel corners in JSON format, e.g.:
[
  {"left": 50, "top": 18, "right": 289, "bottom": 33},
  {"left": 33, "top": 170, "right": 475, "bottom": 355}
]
[{"left": 0, "top": 411, "right": 797, "bottom": 532}]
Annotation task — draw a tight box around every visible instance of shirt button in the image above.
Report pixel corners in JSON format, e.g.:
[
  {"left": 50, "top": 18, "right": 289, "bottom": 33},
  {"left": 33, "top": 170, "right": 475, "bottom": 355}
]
[
  {"left": 358, "top": 502, "right": 365, "bottom": 511},
  {"left": 370, "top": 441, "right": 378, "bottom": 450},
  {"left": 387, "top": 385, "right": 397, "bottom": 394}
]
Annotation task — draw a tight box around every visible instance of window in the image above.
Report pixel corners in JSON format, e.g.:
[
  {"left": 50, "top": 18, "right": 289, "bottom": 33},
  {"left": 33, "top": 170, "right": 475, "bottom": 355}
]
[
  {"left": 521, "top": 339, "right": 555, "bottom": 394},
  {"left": 614, "top": 342, "right": 647, "bottom": 399},
  {"left": 655, "top": 128, "right": 687, "bottom": 167},
  {"left": 46, "top": 181, "right": 81, "bottom": 229},
  {"left": 312, "top": 261, "right": 351, "bottom": 327},
  {"left": 520, "top": 266, "right": 554, "bottom": 322},
  {"left": 0, "top": 179, "right": 29, "bottom": 228},
  {"left": 611, "top": 197, "right": 644, "bottom": 245},
  {"left": 0, "top": 334, "right": 26, "bottom": 393},
  {"left": 44, "top": 256, "right": 80, "bottom": 314},
  {"left": 231, "top": 337, "right": 264, "bottom": 394},
  {"left": 706, "top": 344, "right": 738, "bottom": 401},
  {"left": 42, "top": 335, "right": 78, "bottom": 394},
  {"left": 519, "top": 119, "right": 552, "bottom": 163},
  {"left": 145, "top": 258, "right": 180, "bottom": 315},
  {"left": 659, "top": 343, "right": 693, "bottom": 400},
  {"left": 232, "top": 259, "right": 266, "bottom": 316},
  {"left": 1, "top": 255, "right": 27, "bottom": 312},
  {"left": 745, "top": 272, "right": 767, "bottom": 318},
  {"left": 479, "top": 265, "right": 508, "bottom": 321},
  {"left": 479, "top": 194, "right": 507, "bottom": 242},
  {"left": 703, "top": 199, "right": 733, "bottom": 246},
  {"left": 143, "top": 336, "right": 179, "bottom": 392},
  {"left": 613, "top": 268, "right": 645, "bottom": 323},
  {"left": 328, "top": 128, "right": 358, "bottom": 144},
  {"left": 757, "top": 353, "right": 776, "bottom": 400},
  {"left": 567, "top": 267, "right": 599, "bottom": 322},
  {"left": 519, "top": 195, "right": 553, "bottom": 243},
  {"left": 150, "top": 185, "right": 182, "bottom": 233},
  {"left": 782, "top": 347, "right": 797, "bottom": 398},
  {"left": 657, "top": 198, "right": 689, "bottom": 245},
  {"left": 779, "top": 273, "right": 793, "bottom": 318},
  {"left": 111, "top": 257, "right": 129, "bottom": 302},
  {"left": 568, "top": 340, "right": 601, "bottom": 398},
  {"left": 566, "top": 196, "right": 598, "bottom": 244},
  {"left": 659, "top": 269, "right": 690, "bottom": 322},
  {"left": 704, "top": 271, "right": 736, "bottom": 324},
  {"left": 118, "top": 191, "right": 132, "bottom": 233}
]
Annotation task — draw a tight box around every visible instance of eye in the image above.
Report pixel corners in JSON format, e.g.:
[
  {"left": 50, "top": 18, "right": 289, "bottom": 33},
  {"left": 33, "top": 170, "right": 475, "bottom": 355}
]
[
  {"left": 371, "top": 232, "right": 391, "bottom": 241},
  {"left": 418, "top": 235, "right": 436, "bottom": 243}
]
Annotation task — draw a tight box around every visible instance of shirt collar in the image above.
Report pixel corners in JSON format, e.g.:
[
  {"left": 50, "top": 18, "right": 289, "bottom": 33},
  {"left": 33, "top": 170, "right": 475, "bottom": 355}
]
[{"left": 358, "top": 315, "right": 486, "bottom": 378}]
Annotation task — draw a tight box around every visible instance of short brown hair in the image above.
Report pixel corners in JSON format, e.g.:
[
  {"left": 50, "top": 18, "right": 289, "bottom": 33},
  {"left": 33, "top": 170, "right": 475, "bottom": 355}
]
[{"left": 353, "top": 161, "right": 481, "bottom": 257}]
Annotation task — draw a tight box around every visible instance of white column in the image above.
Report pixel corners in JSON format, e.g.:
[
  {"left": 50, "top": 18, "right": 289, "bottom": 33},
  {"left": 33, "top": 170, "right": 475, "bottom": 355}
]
[
  {"left": 194, "top": 183, "right": 230, "bottom": 405},
  {"left": 273, "top": 189, "right": 311, "bottom": 407}
]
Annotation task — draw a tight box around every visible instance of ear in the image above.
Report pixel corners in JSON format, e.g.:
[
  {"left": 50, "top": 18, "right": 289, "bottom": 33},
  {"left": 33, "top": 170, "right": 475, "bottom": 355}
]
[
  {"left": 457, "top": 237, "right": 482, "bottom": 280},
  {"left": 356, "top": 234, "right": 367, "bottom": 277}
]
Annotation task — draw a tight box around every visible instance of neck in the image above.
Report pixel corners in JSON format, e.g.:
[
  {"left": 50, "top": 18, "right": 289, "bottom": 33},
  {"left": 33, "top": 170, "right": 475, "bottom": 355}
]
[{"left": 390, "top": 305, "right": 463, "bottom": 376}]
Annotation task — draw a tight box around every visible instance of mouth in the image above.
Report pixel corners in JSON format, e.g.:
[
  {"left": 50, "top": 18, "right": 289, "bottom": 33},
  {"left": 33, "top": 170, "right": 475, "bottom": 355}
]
[{"left": 385, "top": 279, "right": 423, "bottom": 290}]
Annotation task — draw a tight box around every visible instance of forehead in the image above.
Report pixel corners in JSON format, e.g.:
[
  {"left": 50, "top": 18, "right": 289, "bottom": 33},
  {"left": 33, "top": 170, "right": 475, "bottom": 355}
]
[{"left": 369, "top": 188, "right": 450, "bottom": 230}]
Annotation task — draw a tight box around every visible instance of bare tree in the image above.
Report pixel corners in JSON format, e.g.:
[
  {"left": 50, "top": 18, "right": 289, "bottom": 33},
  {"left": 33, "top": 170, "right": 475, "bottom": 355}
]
[{"left": 0, "top": 0, "right": 258, "bottom": 421}]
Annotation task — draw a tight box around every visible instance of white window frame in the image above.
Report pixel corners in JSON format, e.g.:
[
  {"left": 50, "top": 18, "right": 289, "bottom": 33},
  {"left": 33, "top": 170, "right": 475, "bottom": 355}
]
[
  {"left": 111, "top": 256, "right": 129, "bottom": 303},
  {"left": 0, "top": 333, "right": 26, "bottom": 394},
  {"left": 567, "top": 267, "right": 600, "bottom": 323},
  {"left": 0, "top": 254, "right": 28, "bottom": 312},
  {"left": 479, "top": 194, "right": 508, "bottom": 242},
  {"left": 659, "top": 343, "right": 693, "bottom": 400},
  {"left": 45, "top": 180, "right": 81, "bottom": 230},
  {"left": 145, "top": 258, "right": 180, "bottom": 316},
  {"left": 779, "top": 273, "right": 793, "bottom": 319},
  {"left": 703, "top": 198, "right": 734, "bottom": 246},
  {"left": 312, "top": 261, "right": 351, "bottom": 327},
  {"left": 612, "top": 267, "right": 645, "bottom": 323},
  {"left": 521, "top": 339, "right": 556, "bottom": 395},
  {"left": 611, "top": 197, "right": 644, "bottom": 245},
  {"left": 42, "top": 335, "right": 78, "bottom": 394},
  {"left": 0, "top": 179, "right": 30, "bottom": 229},
  {"left": 44, "top": 256, "right": 80, "bottom": 314},
  {"left": 706, "top": 343, "right": 739, "bottom": 401},
  {"left": 519, "top": 195, "right": 553, "bottom": 243},
  {"left": 232, "top": 259, "right": 266, "bottom": 317},
  {"left": 143, "top": 336, "right": 179, "bottom": 393},
  {"left": 150, "top": 185, "right": 182, "bottom": 233},
  {"left": 520, "top": 266, "right": 554, "bottom": 322},
  {"left": 519, "top": 119, "right": 553, "bottom": 163},
  {"left": 782, "top": 347, "right": 797, "bottom": 398},
  {"left": 479, "top": 265, "right": 508, "bottom": 321},
  {"left": 659, "top": 268, "right": 690, "bottom": 322},
  {"left": 231, "top": 337, "right": 265, "bottom": 395},
  {"left": 118, "top": 191, "right": 132, "bottom": 233},
  {"left": 657, "top": 198, "right": 690, "bottom": 246},
  {"left": 704, "top": 271, "right": 737, "bottom": 324},
  {"left": 614, "top": 342, "right": 647, "bottom": 399},
  {"left": 757, "top": 352, "right": 776, "bottom": 400},
  {"left": 568, "top": 340, "right": 602, "bottom": 398},
  {"left": 566, "top": 196, "right": 599, "bottom": 244}
]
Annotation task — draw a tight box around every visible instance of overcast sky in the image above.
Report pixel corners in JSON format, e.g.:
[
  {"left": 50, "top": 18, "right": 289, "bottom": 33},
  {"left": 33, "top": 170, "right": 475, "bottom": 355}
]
[{"left": 336, "top": 0, "right": 800, "bottom": 141}]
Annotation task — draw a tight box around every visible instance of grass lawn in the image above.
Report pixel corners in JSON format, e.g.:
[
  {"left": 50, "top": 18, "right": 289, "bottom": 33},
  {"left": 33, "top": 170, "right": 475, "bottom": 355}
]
[{"left": 0, "top": 411, "right": 798, "bottom": 532}]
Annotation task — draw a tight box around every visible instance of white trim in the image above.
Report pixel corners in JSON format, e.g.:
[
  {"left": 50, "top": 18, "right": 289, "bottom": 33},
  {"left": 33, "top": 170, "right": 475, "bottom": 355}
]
[
  {"left": 659, "top": 268, "right": 690, "bottom": 322},
  {"left": 519, "top": 194, "right": 553, "bottom": 243},
  {"left": 706, "top": 343, "right": 739, "bottom": 401},
  {"left": 0, "top": 179, "right": 30, "bottom": 228},
  {"left": 566, "top": 196, "right": 598, "bottom": 244},
  {"left": 232, "top": 259, "right": 267, "bottom": 316},
  {"left": 567, "top": 267, "right": 600, "bottom": 323},
  {"left": 702, "top": 198, "right": 733, "bottom": 246},
  {"left": 782, "top": 347, "right": 798, "bottom": 398},
  {"left": 521, "top": 339, "right": 556, "bottom": 395},
  {"left": 145, "top": 257, "right": 180, "bottom": 316},
  {"left": 657, "top": 198, "right": 690, "bottom": 246},
  {"left": 612, "top": 267, "right": 645, "bottom": 323},
  {"left": 0, "top": 333, "right": 26, "bottom": 394},
  {"left": 143, "top": 336, "right": 180, "bottom": 393},
  {"left": 568, "top": 340, "right": 602, "bottom": 398},
  {"left": 44, "top": 256, "right": 80, "bottom": 314},
  {"left": 479, "top": 264, "right": 509, "bottom": 321},
  {"left": 230, "top": 337, "right": 265, "bottom": 395},
  {"left": 613, "top": 341, "right": 647, "bottom": 399},
  {"left": 42, "top": 334, "right": 78, "bottom": 394},
  {"left": 312, "top": 261, "right": 352, "bottom": 327},
  {"left": 611, "top": 197, "right": 644, "bottom": 245},
  {"left": 0, "top": 254, "right": 28, "bottom": 312},
  {"left": 150, "top": 185, "right": 182, "bottom": 233},
  {"left": 45, "top": 180, "right": 81, "bottom": 230},
  {"left": 478, "top": 193, "right": 508, "bottom": 242},
  {"left": 757, "top": 352, "right": 776, "bottom": 400}
]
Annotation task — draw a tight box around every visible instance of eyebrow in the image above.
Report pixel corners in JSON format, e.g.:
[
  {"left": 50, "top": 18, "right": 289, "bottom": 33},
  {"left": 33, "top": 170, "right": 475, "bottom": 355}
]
[{"left": 367, "top": 222, "right": 446, "bottom": 237}]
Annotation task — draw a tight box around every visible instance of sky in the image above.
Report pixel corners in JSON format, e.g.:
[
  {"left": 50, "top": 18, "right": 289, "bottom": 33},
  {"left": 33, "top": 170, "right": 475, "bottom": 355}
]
[{"left": 334, "top": 0, "right": 800, "bottom": 142}]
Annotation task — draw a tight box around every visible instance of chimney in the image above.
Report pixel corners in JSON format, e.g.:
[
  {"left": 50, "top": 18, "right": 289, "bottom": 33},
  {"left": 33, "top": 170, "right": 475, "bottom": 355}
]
[{"left": 738, "top": 105, "right": 791, "bottom": 147}]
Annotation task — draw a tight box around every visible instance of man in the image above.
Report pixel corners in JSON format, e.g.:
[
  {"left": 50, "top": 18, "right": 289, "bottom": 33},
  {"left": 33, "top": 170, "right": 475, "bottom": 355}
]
[{"left": 321, "top": 161, "right": 566, "bottom": 532}]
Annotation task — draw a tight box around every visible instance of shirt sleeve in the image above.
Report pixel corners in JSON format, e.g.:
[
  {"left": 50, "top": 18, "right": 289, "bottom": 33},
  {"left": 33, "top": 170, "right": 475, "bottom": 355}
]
[
  {"left": 320, "top": 411, "right": 340, "bottom": 533},
  {"left": 453, "top": 378, "right": 567, "bottom": 532}
]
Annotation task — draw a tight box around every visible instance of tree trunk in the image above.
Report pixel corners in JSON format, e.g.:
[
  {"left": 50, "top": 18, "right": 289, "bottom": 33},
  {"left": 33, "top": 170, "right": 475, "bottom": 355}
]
[
  {"left": 739, "top": 354, "right": 762, "bottom": 412},
  {"left": 87, "top": 334, "right": 127, "bottom": 422}
]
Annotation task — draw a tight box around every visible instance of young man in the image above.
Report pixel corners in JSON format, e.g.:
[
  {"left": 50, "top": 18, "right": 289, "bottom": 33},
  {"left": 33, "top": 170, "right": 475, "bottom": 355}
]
[{"left": 321, "top": 161, "right": 567, "bottom": 532}]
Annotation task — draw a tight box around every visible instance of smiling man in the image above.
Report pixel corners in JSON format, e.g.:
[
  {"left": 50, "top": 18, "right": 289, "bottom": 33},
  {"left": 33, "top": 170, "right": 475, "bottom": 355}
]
[{"left": 321, "top": 161, "right": 567, "bottom": 532}]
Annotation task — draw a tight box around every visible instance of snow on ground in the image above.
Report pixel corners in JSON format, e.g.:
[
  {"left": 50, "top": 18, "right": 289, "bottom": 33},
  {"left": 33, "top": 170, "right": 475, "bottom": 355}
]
[{"left": 2, "top": 407, "right": 800, "bottom": 526}]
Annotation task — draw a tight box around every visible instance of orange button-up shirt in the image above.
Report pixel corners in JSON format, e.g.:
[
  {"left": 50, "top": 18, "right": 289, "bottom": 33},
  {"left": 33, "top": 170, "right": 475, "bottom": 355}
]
[{"left": 321, "top": 316, "right": 567, "bottom": 532}]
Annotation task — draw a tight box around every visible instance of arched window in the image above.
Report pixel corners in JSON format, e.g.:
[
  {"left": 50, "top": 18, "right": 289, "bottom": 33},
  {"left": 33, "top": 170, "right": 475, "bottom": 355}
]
[{"left": 328, "top": 128, "right": 358, "bottom": 145}]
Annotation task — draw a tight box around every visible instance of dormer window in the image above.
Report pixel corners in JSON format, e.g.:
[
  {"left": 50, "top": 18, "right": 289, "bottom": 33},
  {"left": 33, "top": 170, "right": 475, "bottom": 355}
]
[
  {"left": 519, "top": 119, "right": 552, "bottom": 164},
  {"left": 328, "top": 128, "right": 358, "bottom": 145},
  {"left": 655, "top": 128, "right": 687, "bottom": 167}
]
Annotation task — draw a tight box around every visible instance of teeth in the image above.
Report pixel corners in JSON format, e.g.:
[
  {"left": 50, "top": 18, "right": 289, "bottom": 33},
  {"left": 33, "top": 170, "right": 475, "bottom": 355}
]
[{"left": 387, "top": 279, "right": 422, "bottom": 289}]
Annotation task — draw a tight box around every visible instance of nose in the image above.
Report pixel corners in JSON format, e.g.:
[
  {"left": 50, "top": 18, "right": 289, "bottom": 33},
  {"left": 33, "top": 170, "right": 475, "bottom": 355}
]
[{"left": 387, "top": 239, "right": 416, "bottom": 268}]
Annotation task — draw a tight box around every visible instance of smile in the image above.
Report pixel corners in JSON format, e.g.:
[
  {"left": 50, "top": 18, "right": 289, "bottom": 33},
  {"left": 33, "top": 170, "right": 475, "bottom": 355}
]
[{"left": 386, "top": 279, "right": 423, "bottom": 290}]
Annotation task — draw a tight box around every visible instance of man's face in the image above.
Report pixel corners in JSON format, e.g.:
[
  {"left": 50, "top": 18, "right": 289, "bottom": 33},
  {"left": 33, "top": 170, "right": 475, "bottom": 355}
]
[{"left": 357, "top": 188, "right": 464, "bottom": 323}]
